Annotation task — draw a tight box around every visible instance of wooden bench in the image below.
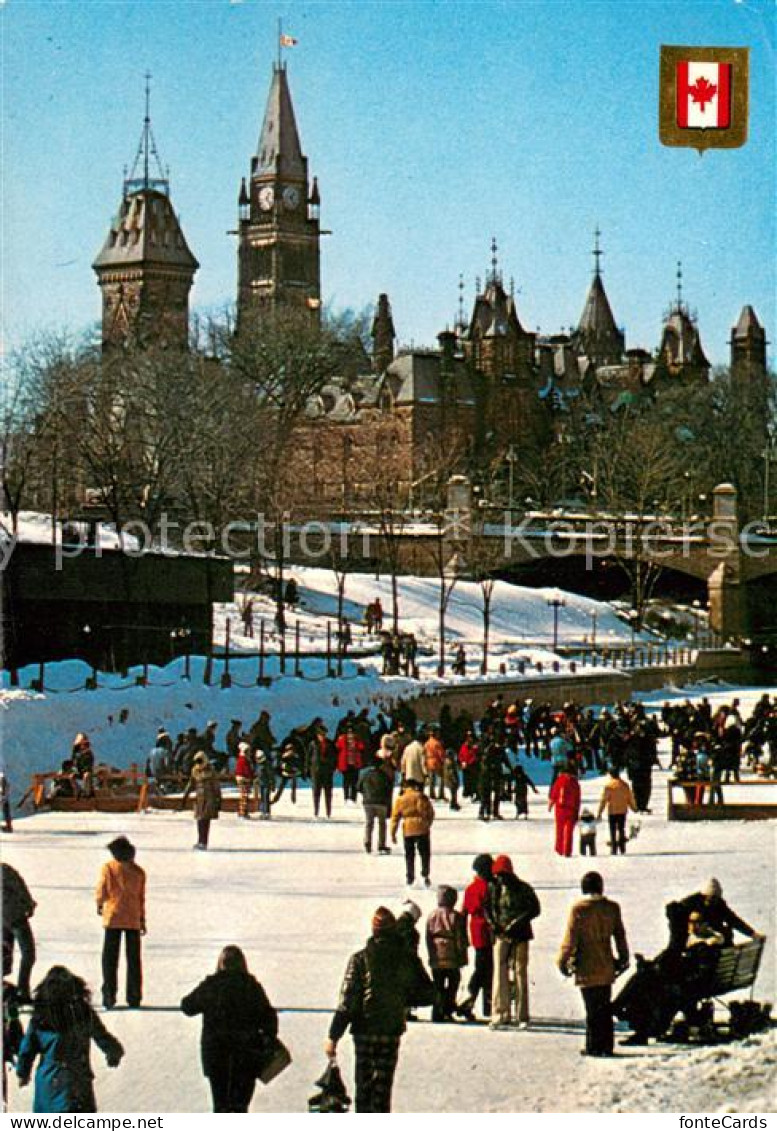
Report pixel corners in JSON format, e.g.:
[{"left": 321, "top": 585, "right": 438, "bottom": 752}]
[
  {"left": 671, "top": 937, "right": 769, "bottom": 1042},
  {"left": 705, "top": 937, "right": 765, "bottom": 1002},
  {"left": 667, "top": 779, "right": 777, "bottom": 821}
]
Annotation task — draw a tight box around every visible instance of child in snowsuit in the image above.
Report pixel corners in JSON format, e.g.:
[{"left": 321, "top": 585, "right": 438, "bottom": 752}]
[
  {"left": 426, "top": 886, "right": 468, "bottom": 1022},
  {"left": 579, "top": 809, "right": 598, "bottom": 856}
]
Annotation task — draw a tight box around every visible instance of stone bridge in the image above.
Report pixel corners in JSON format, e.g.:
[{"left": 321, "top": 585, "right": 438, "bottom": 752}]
[{"left": 287, "top": 482, "right": 776, "bottom": 642}]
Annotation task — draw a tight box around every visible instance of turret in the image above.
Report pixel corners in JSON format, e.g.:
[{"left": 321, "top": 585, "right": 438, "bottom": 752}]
[
  {"left": 92, "top": 76, "right": 198, "bottom": 352},
  {"left": 371, "top": 294, "right": 396, "bottom": 374}
]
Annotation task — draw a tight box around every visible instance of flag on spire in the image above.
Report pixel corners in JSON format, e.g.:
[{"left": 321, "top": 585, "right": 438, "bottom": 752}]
[{"left": 280, "top": 33, "right": 298, "bottom": 47}]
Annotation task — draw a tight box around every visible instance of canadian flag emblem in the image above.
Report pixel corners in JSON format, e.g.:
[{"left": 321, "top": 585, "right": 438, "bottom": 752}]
[{"left": 676, "top": 60, "right": 732, "bottom": 129}]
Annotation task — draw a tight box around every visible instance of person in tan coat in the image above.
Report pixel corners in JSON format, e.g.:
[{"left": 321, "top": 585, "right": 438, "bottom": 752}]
[
  {"left": 95, "top": 837, "right": 146, "bottom": 1010},
  {"left": 558, "top": 871, "right": 629, "bottom": 1056},
  {"left": 596, "top": 768, "right": 637, "bottom": 855},
  {"left": 391, "top": 780, "right": 435, "bottom": 888},
  {"left": 182, "top": 753, "right": 223, "bottom": 850}
]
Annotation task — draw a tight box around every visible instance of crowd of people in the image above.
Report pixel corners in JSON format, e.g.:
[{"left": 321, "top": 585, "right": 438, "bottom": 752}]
[
  {"left": 3, "top": 691, "right": 773, "bottom": 1113},
  {"left": 4, "top": 843, "right": 762, "bottom": 1114}
]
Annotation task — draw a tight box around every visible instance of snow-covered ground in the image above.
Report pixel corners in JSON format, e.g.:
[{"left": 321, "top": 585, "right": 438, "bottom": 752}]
[
  {"left": 214, "top": 566, "right": 662, "bottom": 666},
  {"left": 2, "top": 685, "right": 775, "bottom": 1114}
]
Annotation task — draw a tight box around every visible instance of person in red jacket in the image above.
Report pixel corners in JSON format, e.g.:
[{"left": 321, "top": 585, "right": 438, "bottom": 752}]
[
  {"left": 458, "top": 854, "right": 494, "bottom": 1020},
  {"left": 336, "top": 725, "right": 365, "bottom": 803},
  {"left": 548, "top": 764, "right": 581, "bottom": 857},
  {"left": 458, "top": 732, "right": 479, "bottom": 798}
]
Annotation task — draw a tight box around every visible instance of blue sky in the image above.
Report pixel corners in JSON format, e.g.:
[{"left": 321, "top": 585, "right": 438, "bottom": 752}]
[{"left": 2, "top": 0, "right": 774, "bottom": 363}]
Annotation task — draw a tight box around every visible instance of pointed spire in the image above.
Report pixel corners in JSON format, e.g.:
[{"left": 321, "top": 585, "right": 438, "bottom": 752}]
[
  {"left": 592, "top": 226, "right": 603, "bottom": 277},
  {"left": 488, "top": 236, "right": 499, "bottom": 284},
  {"left": 371, "top": 293, "right": 396, "bottom": 374},
  {"left": 457, "top": 273, "right": 466, "bottom": 331},
  {"left": 124, "top": 73, "right": 169, "bottom": 196},
  {"left": 574, "top": 233, "right": 625, "bottom": 366},
  {"left": 675, "top": 260, "right": 684, "bottom": 311},
  {"left": 254, "top": 64, "right": 305, "bottom": 180}
]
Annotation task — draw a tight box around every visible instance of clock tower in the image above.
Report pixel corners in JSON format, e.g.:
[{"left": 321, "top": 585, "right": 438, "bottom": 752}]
[{"left": 237, "top": 63, "right": 321, "bottom": 330}]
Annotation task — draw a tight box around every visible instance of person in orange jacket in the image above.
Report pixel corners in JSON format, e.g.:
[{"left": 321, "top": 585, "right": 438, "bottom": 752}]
[
  {"left": 548, "top": 763, "right": 581, "bottom": 857},
  {"left": 423, "top": 729, "right": 446, "bottom": 800},
  {"left": 95, "top": 837, "right": 146, "bottom": 1010}
]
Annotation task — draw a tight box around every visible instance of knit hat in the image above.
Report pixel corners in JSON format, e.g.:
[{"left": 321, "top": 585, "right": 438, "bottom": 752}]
[
  {"left": 472, "top": 853, "right": 493, "bottom": 879},
  {"left": 371, "top": 906, "right": 397, "bottom": 937},
  {"left": 402, "top": 899, "right": 422, "bottom": 924},
  {"left": 492, "top": 854, "right": 514, "bottom": 876},
  {"left": 237, "top": 741, "right": 250, "bottom": 755}
]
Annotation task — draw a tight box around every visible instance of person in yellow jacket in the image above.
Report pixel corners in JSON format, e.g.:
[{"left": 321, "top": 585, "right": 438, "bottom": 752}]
[
  {"left": 391, "top": 780, "right": 435, "bottom": 888},
  {"left": 596, "top": 768, "right": 637, "bottom": 855},
  {"left": 95, "top": 837, "right": 146, "bottom": 1010}
]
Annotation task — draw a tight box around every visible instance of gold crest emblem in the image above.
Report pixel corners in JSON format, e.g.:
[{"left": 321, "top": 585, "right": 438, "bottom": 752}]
[{"left": 659, "top": 45, "right": 749, "bottom": 153}]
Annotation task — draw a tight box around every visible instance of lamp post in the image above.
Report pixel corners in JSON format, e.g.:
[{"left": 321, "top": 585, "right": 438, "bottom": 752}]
[
  {"left": 547, "top": 594, "right": 566, "bottom": 653},
  {"left": 590, "top": 609, "right": 598, "bottom": 650},
  {"left": 506, "top": 445, "right": 518, "bottom": 516}
]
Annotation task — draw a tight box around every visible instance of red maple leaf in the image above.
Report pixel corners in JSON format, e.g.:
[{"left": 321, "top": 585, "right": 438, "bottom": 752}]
[{"left": 689, "top": 76, "right": 717, "bottom": 112}]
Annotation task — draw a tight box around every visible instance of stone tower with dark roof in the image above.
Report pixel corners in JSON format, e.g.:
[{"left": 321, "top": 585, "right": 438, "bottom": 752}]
[
  {"left": 571, "top": 230, "right": 625, "bottom": 367},
  {"left": 461, "top": 241, "right": 540, "bottom": 451},
  {"left": 93, "top": 80, "right": 198, "bottom": 352},
  {"left": 237, "top": 64, "right": 321, "bottom": 330},
  {"left": 731, "top": 305, "right": 770, "bottom": 426},
  {"left": 655, "top": 263, "right": 710, "bottom": 385}
]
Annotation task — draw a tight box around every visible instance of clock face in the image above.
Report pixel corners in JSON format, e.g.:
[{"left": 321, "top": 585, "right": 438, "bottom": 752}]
[
  {"left": 282, "top": 186, "right": 300, "bottom": 211},
  {"left": 258, "top": 185, "right": 275, "bottom": 212}
]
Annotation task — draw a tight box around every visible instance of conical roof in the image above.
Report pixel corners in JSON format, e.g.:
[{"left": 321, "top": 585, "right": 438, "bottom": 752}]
[
  {"left": 578, "top": 272, "right": 619, "bottom": 338},
  {"left": 733, "top": 305, "right": 764, "bottom": 338},
  {"left": 93, "top": 189, "right": 198, "bottom": 272},
  {"left": 255, "top": 65, "right": 305, "bottom": 180}
]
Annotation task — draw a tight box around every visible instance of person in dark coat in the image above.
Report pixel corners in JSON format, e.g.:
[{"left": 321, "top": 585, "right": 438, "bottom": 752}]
[
  {"left": 678, "top": 878, "right": 761, "bottom": 946},
  {"left": 181, "top": 753, "right": 223, "bottom": 850},
  {"left": 307, "top": 721, "right": 337, "bottom": 819},
  {"left": 249, "top": 711, "right": 276, "bottom": 756},
  {"left": 489, "top": 855, "right": 541, "bottom": 1027},
  {"left": 181, "top": 945, "right": 279, "bottom": 1113},
  {"left": 1, "top": 863, "right": 37, "bottom": 1003},
  {"left": 16, "top": 967, "right": 123, "bottom": 1113},
  {"left": 324, "top": 907, "right": 433, "bottom": 1113},
  {"left": 358, "top": 761, "right": 394, "bottom": 854},
  {"left": 511, "top": 763, "right": 538, "bottom": 818}
]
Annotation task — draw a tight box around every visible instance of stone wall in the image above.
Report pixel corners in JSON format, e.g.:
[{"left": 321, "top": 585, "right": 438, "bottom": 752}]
[{"left": 405, "top": 650, "right": 758, "bottom": 722}]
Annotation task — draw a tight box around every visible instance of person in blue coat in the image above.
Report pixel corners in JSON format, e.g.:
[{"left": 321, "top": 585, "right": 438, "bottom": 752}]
[{"left": 16, "top": 967, "right": 123, "bottom": 1113}]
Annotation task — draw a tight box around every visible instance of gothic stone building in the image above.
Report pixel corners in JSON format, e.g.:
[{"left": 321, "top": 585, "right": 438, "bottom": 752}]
[{"left": 94, "top": 64, "right": 770, "bottom": 514}]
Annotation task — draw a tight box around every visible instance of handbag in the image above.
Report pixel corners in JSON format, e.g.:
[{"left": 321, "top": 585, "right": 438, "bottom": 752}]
[{"left": 257, "top": 1037, "right": 292, "bottom": 1085}]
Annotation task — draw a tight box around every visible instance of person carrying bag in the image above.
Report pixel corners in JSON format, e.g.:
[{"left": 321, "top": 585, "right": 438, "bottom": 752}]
[{"left": 181, "top": 945, "right": 289, "bottom": 1112}]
